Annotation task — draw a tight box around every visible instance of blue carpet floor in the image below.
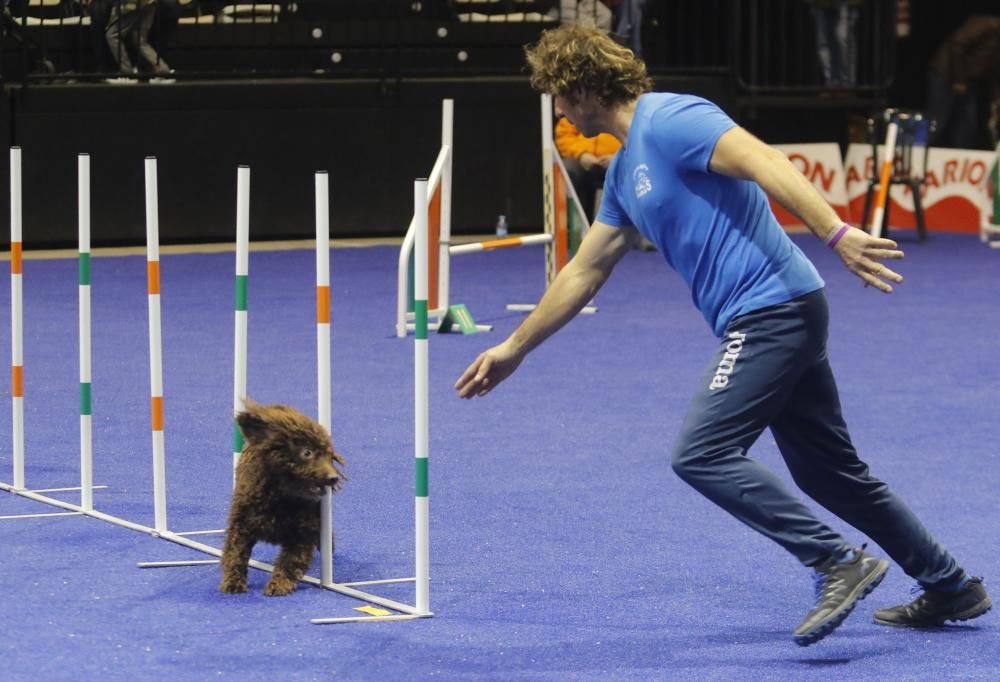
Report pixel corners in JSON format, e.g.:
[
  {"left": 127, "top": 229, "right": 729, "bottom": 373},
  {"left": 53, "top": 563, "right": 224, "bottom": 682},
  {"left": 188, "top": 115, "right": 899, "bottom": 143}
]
[{"left": 0, "top": 232, "right": 997, "bottom": 680}]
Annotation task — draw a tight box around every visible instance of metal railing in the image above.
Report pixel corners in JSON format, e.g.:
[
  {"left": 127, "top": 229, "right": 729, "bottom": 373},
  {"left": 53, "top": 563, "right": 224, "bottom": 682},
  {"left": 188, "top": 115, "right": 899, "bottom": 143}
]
[{"left": 0, "top": 0, "right": 895, "bottom": 91}]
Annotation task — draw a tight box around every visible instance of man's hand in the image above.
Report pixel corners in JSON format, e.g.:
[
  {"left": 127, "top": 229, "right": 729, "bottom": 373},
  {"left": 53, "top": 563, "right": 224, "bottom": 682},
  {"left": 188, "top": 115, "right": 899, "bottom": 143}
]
[
  {"left": 454, "top": 341, "right": 525, "bottom": 399},
  {"left": 832, "top": 227, "right": 904, "bottom": 293}
]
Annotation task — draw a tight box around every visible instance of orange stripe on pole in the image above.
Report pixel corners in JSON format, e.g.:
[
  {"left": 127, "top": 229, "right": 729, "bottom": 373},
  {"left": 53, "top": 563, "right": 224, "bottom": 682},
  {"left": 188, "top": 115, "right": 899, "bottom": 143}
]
[
  {"left": 428, "top": 184, "right": 441, "bottom": 311},
  {"left": 874, "top": 161, "right": 893, "bottom": 210},
  {"left": 11, "top": 242, "right": 22, "bottom": 274},
  {"left": 553, "top": 165, "right": 569, "bottom": 272},
  {"left": 317, "top": 285, "right": 330, "bottom": 323},
  {"left": 481, "top": 237, "right": 525, "bottom": 250},
  {"left": 151, "top": 396, "right": 164, "bottom": 431},
  {"left": 12, "top": 365, "right": 23, "bottom": 397},
  {"left": 147, "top": 261, "right": 160, "bottom": 295}
]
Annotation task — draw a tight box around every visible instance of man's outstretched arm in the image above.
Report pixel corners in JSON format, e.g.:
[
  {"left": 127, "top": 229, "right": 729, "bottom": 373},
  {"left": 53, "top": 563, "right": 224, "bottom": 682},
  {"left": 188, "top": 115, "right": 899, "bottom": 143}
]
[
  {"left": 709, "top": 126, "right": 905, "bottom": 293},
  {"left": 454, "top": 221, "right": 634, "bottom": 399}
]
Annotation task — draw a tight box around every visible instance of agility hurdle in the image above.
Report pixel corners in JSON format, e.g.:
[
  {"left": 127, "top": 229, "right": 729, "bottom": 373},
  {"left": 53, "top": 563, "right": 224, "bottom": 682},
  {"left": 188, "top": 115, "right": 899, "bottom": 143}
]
[
  {"left": 1, "top": 152, "right": 432, "bottom": 624},
  {"left": 395, "top": 97, "right": 593, "bottom": 338}
]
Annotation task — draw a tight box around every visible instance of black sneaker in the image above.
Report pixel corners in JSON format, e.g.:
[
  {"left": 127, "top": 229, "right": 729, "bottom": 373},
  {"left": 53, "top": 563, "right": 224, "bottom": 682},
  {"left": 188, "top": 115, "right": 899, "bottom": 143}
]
[
  {"left": 793, "top": 547, "right": 889, "bottom": 647},
  {"left": 873, "top": 577, "right": 992, "bottom": 628}
]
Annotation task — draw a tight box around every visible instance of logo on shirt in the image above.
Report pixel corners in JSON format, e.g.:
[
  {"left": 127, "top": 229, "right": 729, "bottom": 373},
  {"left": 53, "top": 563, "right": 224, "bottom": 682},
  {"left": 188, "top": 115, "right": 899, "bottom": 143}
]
[
  {"left": 709, "top": 331, "right": 747, "bottom": 391},
  {"left": 633, "top": 164, "right": 652, "bottom": 198}
]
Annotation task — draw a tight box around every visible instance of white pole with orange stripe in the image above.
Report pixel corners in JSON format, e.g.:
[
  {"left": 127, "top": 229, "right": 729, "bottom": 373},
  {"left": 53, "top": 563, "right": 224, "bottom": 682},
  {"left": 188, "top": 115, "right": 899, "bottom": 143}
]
[
  {"left": 315, "top": 171, "right": 334, "bottom": 588},
  {"left": 145, "top": 157, "right": 168, "bottom": 533},
  {"left": 10, "top": 147, "right": 24, "bottom": 490},
  {"left": 437, "top": 99, "right": 454, "bottom": 315},
  {"left": 449, "top": 233, "right": 553, "bottom": 255},
  {"left": 868, "top": 120, "right": 899, "bottom": 239},
  {"left": 79, "top": 153, "right": 94, "bottom": 511}
]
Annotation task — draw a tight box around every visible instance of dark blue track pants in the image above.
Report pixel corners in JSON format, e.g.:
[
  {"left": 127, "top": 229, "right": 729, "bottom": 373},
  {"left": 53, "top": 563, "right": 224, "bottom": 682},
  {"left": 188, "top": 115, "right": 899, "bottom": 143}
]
[{"left": 671, "top": 289, "right": 963, "bottom": 587}]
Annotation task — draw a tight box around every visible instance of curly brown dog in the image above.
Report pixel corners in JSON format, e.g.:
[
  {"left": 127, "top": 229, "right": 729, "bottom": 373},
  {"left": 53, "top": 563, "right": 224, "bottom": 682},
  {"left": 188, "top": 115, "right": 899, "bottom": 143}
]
[{"left": 219, "top": 400, "right": 345, "bottom": 596}]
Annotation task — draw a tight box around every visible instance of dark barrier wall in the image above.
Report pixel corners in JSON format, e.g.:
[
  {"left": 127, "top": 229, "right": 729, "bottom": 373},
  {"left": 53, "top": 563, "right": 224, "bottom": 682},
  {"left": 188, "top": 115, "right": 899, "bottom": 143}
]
[{"left": 2, "top": 75, "right": 729, "bottom": 248}]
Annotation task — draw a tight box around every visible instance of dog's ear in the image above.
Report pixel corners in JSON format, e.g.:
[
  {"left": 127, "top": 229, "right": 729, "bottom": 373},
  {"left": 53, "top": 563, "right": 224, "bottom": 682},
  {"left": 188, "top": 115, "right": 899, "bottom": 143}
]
[
  {"left": 331, "top": 448, "right": 346, "bottom": 467},
  {"left": 235, "top": 398, "right": 271, "bottom": 444}
]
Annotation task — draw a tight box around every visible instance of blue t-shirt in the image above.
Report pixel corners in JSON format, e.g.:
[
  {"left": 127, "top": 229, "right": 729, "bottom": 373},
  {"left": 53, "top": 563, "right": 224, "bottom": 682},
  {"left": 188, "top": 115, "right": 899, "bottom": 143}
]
[{"left": 597, "top": 93, "right": 824, "bottom": 337}]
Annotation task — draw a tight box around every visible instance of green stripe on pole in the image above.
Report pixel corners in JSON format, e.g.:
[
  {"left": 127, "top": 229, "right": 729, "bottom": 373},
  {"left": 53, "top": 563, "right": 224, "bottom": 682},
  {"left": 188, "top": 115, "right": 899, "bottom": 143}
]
[
  {"left": 414, "top": 300, "right": 428, "bottom": 340},
  {"left": 80, "top": 382, "right": 92, "bottom": 416},
  {"left": 415, "top": 457, "right": 428, "bottom": 497},
  {"left": 79, "top": 252, "right": 91, "bottom": 286},
  {"left": 233, "top": 423, "right": 245, "bottom": 454},
  {"left": 235, "top": 275, "right": 248, "bottom": 311}
]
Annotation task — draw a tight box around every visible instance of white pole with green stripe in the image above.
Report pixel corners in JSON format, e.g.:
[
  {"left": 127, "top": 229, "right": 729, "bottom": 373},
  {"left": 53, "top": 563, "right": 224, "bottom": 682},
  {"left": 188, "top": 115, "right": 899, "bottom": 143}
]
[
  {"left": 145, "top": 156, "right": 168, "bottom": 533},
  {"left": 316, "top": 171, "right": 334, "bottom": 588},
  {"left": 10, "top": 147, "right": 24, "bottom": 490},
  {"left": 413, "top": 178, "right": 430, "bottom": 614},
  {"left": 78, "top": 154, "right": 93, "bottom": 511},
  {"left": 233, "top": 166, "right": 250, "bottom": 479}
]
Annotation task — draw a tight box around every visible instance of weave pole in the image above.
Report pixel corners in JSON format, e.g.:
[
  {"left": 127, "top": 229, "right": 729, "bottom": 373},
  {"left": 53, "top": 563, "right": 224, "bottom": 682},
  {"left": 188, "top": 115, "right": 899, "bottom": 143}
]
[
  {"left": 413, "top": 178, "right": 430, "bottom": 614},
  {"left": 233, "top": 166, "right": 250, "bottom": 478},
  {"left": 10, "top": 147, "right": 24, "bottom": 490},
  {"left": 869, "top": 120, "right": 899, "bottom": 239},
  {"left": 78, "top": 154, "right": 94, "bottom": 511},
  {"left": 316, "top": 171, "right": 334, "bottom": 588},
  {"left": 144, "top": 157, "right": 168, "bottom": 533}
]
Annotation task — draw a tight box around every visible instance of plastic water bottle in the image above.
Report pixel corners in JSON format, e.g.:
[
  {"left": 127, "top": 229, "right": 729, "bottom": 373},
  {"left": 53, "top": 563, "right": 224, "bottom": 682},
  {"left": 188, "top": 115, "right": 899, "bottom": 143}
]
[{"left": 495, "top": 214, "right": 508, "bottom": 238}]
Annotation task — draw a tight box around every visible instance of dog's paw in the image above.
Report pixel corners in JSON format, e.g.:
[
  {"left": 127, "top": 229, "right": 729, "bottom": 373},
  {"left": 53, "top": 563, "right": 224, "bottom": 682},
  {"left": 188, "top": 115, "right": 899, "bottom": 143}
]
[
  {"left": 219, "top": 577, "right": 250, "bottom": 594},
  {"left": 263, "top": 576, "right": 298, "bottom": 596}
]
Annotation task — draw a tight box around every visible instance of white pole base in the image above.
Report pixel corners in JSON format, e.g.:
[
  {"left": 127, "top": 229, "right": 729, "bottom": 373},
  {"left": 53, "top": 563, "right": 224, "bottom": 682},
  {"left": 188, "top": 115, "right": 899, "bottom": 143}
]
[
  {"left": 26, "top": 485, "right": 108, "bottom": 494},
  {"left": 506, "top": 304, "right": 599, "bottom": 315},
  {"left": 0, "top": 511, "right": 83, "bottom": 520},
  {"left": 311, "top": 613, "right": 433, "bottom": 625},
  {"left": 138, "top": 559, "right": 221, "bottom": 568}
]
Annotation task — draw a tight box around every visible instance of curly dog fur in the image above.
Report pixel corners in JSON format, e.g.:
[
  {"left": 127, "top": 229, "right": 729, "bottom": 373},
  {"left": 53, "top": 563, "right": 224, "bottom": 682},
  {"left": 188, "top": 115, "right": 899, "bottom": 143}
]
[{"left": 219, "top": 400, "right": 345, "bottom": 596}]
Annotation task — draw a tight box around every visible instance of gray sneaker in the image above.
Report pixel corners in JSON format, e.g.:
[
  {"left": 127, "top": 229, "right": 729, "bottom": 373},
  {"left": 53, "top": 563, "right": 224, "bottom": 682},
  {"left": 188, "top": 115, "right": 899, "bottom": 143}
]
[
  {"left": 874, "top": 577, "right": 991, "bottom": 628},
  {"left": 793, "top": 547, "right": 889, "bottom": 647}
]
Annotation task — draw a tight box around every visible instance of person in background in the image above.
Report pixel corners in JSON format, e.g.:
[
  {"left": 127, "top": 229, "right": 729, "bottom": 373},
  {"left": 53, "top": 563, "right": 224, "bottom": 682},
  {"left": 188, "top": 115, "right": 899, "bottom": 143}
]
[
  {"left": 105, "top": 0, "right": 172, "bottom": 79},
  {"left": 558, "top": 0, "right": 611, "bottom": 31},
  {"left": 807, "top": 0, "right": 863, "bottom": 89},
  {"left": 925, "top": 14, "right": 1000, "bottom": 150},
  {"left": 554, "top": 108, "right": 620, "bottom": 222}
]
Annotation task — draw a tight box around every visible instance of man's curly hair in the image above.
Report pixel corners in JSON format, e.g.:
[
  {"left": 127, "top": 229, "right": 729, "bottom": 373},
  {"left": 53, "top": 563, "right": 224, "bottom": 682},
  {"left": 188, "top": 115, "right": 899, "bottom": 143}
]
[{"left": 525, "top": 25, "right": 652, "bottom": 106}]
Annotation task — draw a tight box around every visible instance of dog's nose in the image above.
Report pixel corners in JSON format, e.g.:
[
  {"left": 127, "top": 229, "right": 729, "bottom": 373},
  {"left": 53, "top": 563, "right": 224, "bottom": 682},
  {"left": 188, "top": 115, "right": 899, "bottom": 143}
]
[{"left": 323, "top": 475, "right": 339, "bottom": 487}]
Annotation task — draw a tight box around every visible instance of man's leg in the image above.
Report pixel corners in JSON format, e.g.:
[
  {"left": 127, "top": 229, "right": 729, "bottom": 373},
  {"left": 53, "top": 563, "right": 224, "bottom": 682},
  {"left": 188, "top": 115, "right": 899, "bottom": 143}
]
[
  {"left": 671, "top": 291, "right": 888, "bottom": 645},
  {"left": 770, "top": 325, "right": 990, "bottom": 627},
  {"left": 770, "top": 359, "right": 964, "bottom": 588},
  {"left": 105, "top": 6, "right": 138, "bottom": 75},
  {"left": 672, "top": 296, "right": 848, "bottom": 567}
]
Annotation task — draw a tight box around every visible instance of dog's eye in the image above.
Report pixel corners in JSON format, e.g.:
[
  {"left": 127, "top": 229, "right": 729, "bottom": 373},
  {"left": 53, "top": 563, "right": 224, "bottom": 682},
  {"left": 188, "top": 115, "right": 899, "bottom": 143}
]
[{"left": 299, "top": 449, "right": 316, "bottom": 461}]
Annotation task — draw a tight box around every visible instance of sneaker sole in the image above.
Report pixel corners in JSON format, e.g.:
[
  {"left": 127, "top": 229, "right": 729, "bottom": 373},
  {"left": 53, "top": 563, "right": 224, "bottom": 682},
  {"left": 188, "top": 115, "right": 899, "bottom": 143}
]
[
  {"left": 794, "top": 559, "right": 889, "bottom": 647},
  {"left": 873, "top": 596, "right": 992, "bottom": 628}
]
